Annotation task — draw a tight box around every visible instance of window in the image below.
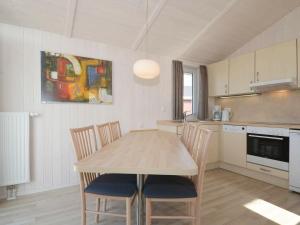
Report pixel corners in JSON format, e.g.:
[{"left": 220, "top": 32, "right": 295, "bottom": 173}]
[{"left": 183, "top": 72, "right": 193, "bottom": 115}]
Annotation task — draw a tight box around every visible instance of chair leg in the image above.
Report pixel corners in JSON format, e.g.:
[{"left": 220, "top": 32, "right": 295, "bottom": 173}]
[
  {"left": 95, "top": 198, "right": 100, "bottom": 223},
  {"left": 146, "top": 198, "right": 151, "bottom": 225},
  {"left": 126, "top": 198, "right": 131, "bottom": 225},
  {"left": 187, "top": 202, "right": 191, "bottom": 216},
  {"left": 190, "top": 201, "right": 196, "bottom": 225},
  {"left": 81, "top": 193, "right": 87, "bottom": 225},
  {"left": 104, "top": 199, "right": 108, "bottom": 211}
]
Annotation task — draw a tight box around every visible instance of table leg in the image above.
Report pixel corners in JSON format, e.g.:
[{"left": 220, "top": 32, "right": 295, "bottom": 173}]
[{"left": 137, "top": 174, "right": 144, "bottom": 225}]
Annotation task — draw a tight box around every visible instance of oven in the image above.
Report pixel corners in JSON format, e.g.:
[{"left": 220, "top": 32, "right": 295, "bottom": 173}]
[{"left": 246, "top": 126, "right": 289, "bottom": 171}]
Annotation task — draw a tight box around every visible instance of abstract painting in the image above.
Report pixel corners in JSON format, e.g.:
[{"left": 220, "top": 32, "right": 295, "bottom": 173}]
[{"left": 41, "top": 51, "right": 112, "bottom": 104}]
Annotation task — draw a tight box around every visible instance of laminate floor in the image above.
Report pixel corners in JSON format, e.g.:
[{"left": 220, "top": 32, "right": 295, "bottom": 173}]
[{"left": 1, "top": 169, "right": 300, "bottom": 225}]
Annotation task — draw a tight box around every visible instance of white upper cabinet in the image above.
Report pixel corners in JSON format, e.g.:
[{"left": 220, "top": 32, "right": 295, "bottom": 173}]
[
  {"left": 208, "top": 60, "right": 229, "bottom": 96},
  {"left": 255, "top": 40, "right": 297, "bottom": 83},
  {"left": 229, "top": 53, "right": 255, "bottom": 95}
]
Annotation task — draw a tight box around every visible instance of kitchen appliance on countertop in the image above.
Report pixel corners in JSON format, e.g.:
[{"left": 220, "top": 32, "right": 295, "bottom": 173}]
[
  {"left": 212, "top": 105, "right": 222, "bottom": 121},
  {"left": 246, "top": 126, "right": 289, "bottom": 171},
  {"left": 222, "top": 108, "right": 232, "bottom": 122},
  {"left": 289, "top": 129, "right": 300, "bottom": 193}
]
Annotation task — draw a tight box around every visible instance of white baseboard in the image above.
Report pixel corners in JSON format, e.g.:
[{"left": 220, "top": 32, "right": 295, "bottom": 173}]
[
  {"left": 206, "top": 162, "right": 220, "bottom": 170},
  {"left": 0, "top": 183, "right": 79, "bottom": 200},
  {"left": 17, "top": 183, "right": 79, "bottom": 197}
]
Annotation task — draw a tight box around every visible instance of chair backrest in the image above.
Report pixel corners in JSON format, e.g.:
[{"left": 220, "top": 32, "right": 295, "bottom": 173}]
[
  {"left": 192, "top": 128, "right": 212, "bottom": 218},
  {"left": 186, "top": 124, "right": 198, "bottom": 153},
  {"left": 193, "top": 128, "right": 212, "bottom": 190},
  {"left": 96, "top": 123, "right": 112, "bottom": 147},
  {"left": 70, "top": 125, "right": 98, "bottom": 187},
  {"left": 181, "top": 122, "right": 190, "bottom": 146},
  {"left": 109, "top": 121, "right": 122, "bottom": 141}
]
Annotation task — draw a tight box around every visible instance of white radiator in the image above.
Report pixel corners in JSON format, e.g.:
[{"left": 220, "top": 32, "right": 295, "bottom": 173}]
[{"left": 0, "top": 112, "right": 30, "bottom": 186}]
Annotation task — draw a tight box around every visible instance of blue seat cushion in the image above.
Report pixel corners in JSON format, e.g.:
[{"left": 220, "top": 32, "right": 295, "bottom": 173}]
[
  {"left": 143, "top": 175, "right": 197, "bottom": 198},
  {"left": 85, "top": 174, "right": 137, "bottom": 197}
]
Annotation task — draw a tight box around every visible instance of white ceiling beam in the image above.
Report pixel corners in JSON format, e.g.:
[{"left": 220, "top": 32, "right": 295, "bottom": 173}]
[
  {"left": 179, "top": 0, "right": 240, "bottom": 58},
  {"left": 131, "top": 0, "right": 168, "bottom": 50},
  {"left": 64, "top": 0, "right": 78, "bottom": 37}
]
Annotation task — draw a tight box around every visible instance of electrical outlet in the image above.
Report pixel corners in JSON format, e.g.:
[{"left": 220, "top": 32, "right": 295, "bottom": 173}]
[{"left": 7, "top": 185, "right": 17, "bottom": 200}]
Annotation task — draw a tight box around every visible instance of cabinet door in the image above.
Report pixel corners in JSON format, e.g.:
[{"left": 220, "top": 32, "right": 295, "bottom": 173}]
[
  {"left": 198, "top": 124, "right": 220, "bottom": 164},
  {"left": 221, "top": 132, "right": 246, "bottom": 168},
  {"left": 208, "top": 60, "right": 229, "bottom": 96},
  {"left": 289, "top": 132, "right": 300, "bottom": 187},
  {"left": 207, "top": 131, "right": 219, "bottom": 164},
  {"left": 229, "top": 53, "right": 255, "bottom": 95},
  {"left": 255, "top": 40, "right": 297, "bottom": 82}
]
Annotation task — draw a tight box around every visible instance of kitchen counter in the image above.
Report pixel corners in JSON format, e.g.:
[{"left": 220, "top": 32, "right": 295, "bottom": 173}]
[{"left": 157, "top": 120, "right": 300, "bottom": 129}]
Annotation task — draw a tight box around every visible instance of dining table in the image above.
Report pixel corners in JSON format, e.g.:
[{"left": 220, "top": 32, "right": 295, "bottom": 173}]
[{"left": 74, "top": 129, "right": 198, "bottom": 225}]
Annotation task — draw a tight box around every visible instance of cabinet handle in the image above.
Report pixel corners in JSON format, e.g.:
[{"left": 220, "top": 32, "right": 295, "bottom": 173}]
[
  {"left": 259, "top": 167, "right": 271, "bottom": 173},
  {"left": 256, "top": 72, "right": 259, "bottom": 82}
]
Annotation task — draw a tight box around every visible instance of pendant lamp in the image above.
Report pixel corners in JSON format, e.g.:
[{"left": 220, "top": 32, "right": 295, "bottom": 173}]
[{"left": 133, "top": 0, "right": 160, "bottom": 79}]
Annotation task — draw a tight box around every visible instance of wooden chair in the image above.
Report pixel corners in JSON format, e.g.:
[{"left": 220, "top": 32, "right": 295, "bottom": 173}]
[
  {"left": 185, "top": 124, "right": 198, "bottom": 153},
  {"left": 70, "top": 126, "right": 137, "bottom": 225},
  {"left": 143, "top": 127, "right": 212, "bottom": 225},
  {"left": 109, "top": 121, "right": 122, "bottom": 141},
  {"left": 96, "top": 121, "right": 121, "bottom": 212},
  {"left": 96, "top": 123, "right": 112, "bottom": 147},
  {"left": 181, "top": 122, "right": 190, "bottom": 146}
]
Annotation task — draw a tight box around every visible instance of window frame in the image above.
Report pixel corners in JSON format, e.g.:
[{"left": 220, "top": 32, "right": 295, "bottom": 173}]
[{"left": 183, "top": 72, "right": 194, "bottom": 116}]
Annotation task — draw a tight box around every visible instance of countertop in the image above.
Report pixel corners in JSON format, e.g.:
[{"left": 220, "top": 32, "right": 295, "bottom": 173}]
[{"left": 157, "top": 120, "right": 300, "bottom": 129}]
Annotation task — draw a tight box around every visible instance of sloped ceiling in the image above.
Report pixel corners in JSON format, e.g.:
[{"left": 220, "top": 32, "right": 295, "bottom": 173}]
[{"left": 0, "top": 0, "right": 300, "bottom": 64}]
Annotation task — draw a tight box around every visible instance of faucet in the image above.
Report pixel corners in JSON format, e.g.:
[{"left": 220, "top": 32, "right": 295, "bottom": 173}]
[{"left": 183, "top": 111, "right": 188, "bottom": 123}]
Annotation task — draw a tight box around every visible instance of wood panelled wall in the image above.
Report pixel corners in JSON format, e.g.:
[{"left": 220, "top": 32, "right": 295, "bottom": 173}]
[
  {"left": 0, "top": 23, "right": 172, "bottom": 197},
  {"left": 231, "top": 6, "right": 300, "bottom": 57}
]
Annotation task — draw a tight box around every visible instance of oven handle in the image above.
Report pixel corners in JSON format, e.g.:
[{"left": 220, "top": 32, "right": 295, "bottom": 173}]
[{"left": 248, "top": 134, "right": 284, "bottom": 140}]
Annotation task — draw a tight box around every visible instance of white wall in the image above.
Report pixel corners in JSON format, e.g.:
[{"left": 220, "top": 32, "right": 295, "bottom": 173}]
[
  {"left": 231, "top": 6, "right": 300, "bottom": 57},
  {"left": 0, "top": 23, "right": 173, "bottom": 196}
]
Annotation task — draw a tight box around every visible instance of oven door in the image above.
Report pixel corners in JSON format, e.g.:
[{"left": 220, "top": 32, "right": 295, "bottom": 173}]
[{"left": 247, "top": 133, "right": 289, "bottom": 171}]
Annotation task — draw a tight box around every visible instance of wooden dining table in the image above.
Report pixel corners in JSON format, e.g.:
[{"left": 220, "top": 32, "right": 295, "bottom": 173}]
[{"left": 74, "top": 130, "right": 198, "bottom": 225}]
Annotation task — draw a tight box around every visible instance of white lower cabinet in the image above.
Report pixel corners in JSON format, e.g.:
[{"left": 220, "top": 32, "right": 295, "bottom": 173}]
[
  {"left": 221, "top": 125, "right": 247, "bottom": 168},
  {"left": 198, "top": 125, "right": 220, "bottom": 164}
]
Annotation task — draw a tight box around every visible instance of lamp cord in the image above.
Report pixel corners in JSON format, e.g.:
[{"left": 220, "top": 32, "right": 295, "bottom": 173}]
[{"left": 145, "top": 0, "right": 149, "bottom": 58}]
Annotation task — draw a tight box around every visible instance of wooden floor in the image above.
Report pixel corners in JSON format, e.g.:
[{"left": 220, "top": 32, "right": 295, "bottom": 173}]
[{"left": 1, "top": 169, "right": 300, "bottom": 225}]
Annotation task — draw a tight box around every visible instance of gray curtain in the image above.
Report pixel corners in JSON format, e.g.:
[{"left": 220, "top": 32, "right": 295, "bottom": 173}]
[
  {"left": 173, "top": 60, "right": 184, "bottom": 120},
  {"left": 198, "top": 65, "right": 208, "bottom": 120}
]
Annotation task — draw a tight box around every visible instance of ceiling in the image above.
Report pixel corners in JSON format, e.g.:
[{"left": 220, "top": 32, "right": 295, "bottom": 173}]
[{"left": 0, "top": 0, "right": 300, "bottom": 64}]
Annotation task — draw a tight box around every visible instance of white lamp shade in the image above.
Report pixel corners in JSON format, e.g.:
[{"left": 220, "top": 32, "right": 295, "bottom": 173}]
[{"left": 133, "top": 59, "right": 160, "bottom": 79}]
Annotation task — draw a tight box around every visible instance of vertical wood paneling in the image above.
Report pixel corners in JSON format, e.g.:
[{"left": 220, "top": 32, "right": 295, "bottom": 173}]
[
  {"left": 231, "top": 6, "right": 300, "bottom": 57},
  {"left": 0, "top": 23, "right": 172, "bottom": 196}
]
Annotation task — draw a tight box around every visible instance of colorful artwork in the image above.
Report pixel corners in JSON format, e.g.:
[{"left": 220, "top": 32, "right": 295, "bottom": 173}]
[{"left": 41, "top": 51, "right": 112, "bottom": 104}]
